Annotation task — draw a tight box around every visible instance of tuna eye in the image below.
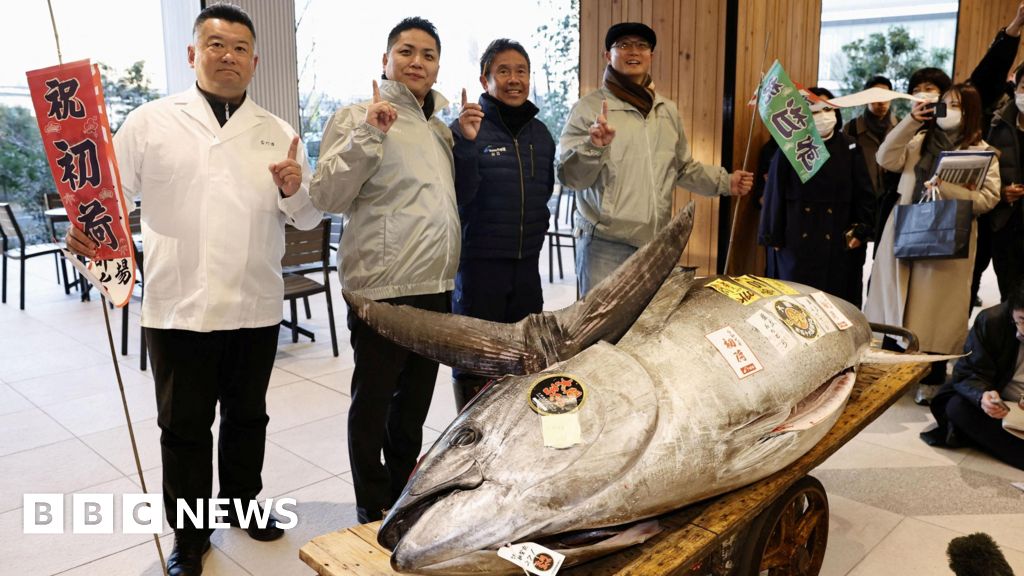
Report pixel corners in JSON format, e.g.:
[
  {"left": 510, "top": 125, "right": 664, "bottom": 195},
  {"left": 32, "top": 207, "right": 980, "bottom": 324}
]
[{"left": 449, "top": 427, "right": 479, "bottom": 447}]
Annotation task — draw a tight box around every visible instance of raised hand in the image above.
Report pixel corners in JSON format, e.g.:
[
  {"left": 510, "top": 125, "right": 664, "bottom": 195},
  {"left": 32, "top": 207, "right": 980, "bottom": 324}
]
[
  {"left": 588, "top": 99, "right": 616, "bottom": 147},
  {"left": 269, "top": 135, "right": 303, "bottom": 197},
  {"left": 458, "top": 88, "right": 485, "bottom": 141},
  {"left": 365, "top": 80, "right": 398, "bottom": 133},
  {"left": 730, "top": 170, "right": 754, "bottom": 196},
  {"left": 65, "top": 225, "right": 98, "bottom": 259}
]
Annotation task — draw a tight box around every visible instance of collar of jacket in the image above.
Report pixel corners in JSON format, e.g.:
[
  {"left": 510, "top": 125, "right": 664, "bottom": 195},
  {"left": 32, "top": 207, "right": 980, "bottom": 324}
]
[
  {"left": 378, "top": 79, "right": 450, "bottom": 119},
  {"left": 852, "top": 112, "right": 897, "bottom": 136},
  {"left": 176, "top": 85, "right": 265, "bottom": 142},
  {"left": 600, "top": 86, "right": 670, "bottom": 115},
  {"left": 478, "top": 94, "right": 539, "bottom": 128}
]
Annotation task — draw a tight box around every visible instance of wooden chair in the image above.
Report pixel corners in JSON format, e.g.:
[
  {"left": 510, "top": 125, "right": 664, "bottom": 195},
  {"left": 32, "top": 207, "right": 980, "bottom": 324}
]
[
  {"left": 0, "top": 202, "right": 66, "bottom": 310},
  {"left": 545, "top": 185, "right": 576, "bottom": 283},
  {"left": 281, "top": 217, "right": 338, "bottom": 357}
]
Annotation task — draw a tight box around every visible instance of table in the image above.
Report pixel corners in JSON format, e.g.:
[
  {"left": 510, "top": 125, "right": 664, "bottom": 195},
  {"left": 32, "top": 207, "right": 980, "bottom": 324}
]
[{"left": 299, "top": 361, "right": 929, "bottom": 576}]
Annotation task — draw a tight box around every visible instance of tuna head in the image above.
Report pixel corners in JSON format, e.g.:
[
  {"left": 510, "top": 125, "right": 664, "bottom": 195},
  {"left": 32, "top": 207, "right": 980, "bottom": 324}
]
[{"left": 379, "top": 342, "right": 662, "bottom": 572}]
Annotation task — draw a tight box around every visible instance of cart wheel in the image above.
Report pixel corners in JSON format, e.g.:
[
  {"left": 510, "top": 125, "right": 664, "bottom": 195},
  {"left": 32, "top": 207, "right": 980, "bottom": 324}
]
[{"left": 734, "top": 475, "right": 829, "bottom": 576}]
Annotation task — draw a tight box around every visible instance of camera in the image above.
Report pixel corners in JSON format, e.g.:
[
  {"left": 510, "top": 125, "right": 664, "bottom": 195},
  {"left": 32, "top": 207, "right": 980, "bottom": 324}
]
[{"left": 927, "top": 102, "right": 947, "bottom": 118}]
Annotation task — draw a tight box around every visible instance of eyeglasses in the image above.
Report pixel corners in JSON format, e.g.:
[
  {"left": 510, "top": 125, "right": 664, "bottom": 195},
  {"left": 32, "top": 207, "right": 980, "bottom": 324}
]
[
  {"left": 612, "top": 41, "right": 652, "bottom": 52},
  {"left": 1013, "top": 318, "right": 1024, "bottom": 327}
]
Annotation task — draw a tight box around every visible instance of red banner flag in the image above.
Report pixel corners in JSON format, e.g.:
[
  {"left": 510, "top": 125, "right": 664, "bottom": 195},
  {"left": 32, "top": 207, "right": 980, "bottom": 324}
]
[{"left": 26, "top": 59, "right": 136, "bottom": 307}]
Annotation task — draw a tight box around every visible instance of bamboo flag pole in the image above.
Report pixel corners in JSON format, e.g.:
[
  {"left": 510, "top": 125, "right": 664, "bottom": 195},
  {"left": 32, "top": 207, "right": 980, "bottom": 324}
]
[
  {"left": 45, "top": 1, "right": 166, "bottom": 572},
  {"left": 724, "top": 30, "right": 771, "bottom": 274}
]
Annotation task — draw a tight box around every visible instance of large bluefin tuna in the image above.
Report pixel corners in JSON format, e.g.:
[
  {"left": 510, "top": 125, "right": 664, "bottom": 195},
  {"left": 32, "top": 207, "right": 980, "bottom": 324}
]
[{"left": 343, "top": 203, "right": 945, "bottom": 574}]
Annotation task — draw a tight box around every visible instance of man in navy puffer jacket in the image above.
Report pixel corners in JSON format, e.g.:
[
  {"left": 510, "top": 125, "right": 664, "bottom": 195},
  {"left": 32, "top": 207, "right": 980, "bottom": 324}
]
[{"left": 450, "top": 38, "right": 556, "bottom": 409}]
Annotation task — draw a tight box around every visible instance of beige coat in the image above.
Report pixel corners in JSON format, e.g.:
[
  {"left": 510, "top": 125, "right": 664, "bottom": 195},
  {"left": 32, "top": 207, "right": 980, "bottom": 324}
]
[{"left": 864, "top": 115, "right": 1000, "bottom": 353}]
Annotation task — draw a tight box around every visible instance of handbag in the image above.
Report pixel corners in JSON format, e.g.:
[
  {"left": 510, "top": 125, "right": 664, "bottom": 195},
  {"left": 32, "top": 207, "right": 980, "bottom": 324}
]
[{"left": 892, "top": 184, "right": 972, "bottom": 260}]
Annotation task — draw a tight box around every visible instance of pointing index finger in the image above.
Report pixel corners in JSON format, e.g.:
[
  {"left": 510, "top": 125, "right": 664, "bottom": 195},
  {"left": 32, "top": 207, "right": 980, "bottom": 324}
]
[
  {"left": 601, "top": 99, "right": 609, "bottom": 119},
  {"left": 372, "top": 79, "right": 381, "bottom": 104},
  {"left": 461, "top": 88, "right": 468, "bottom": 107},
  {"left": 287, "top": 135, "right": 299, "bottom": 161}
]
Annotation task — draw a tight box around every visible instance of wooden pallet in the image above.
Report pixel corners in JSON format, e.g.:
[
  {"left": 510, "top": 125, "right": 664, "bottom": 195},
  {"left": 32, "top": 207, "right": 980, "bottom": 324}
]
[{"left": 300, "top": 361, "right": 928, "bottom": 575}]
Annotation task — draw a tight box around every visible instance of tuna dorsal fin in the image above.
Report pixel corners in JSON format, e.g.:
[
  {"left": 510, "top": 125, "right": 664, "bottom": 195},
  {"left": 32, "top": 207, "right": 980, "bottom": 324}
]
[{"left": 343, "top": 202, "right": 696, "bottom": 378}]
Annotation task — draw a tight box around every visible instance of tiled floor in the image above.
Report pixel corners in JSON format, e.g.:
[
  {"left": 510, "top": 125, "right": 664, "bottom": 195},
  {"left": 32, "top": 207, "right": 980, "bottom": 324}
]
[{"left": 1, "top": 244, "right": 1021, "bottom": 575}]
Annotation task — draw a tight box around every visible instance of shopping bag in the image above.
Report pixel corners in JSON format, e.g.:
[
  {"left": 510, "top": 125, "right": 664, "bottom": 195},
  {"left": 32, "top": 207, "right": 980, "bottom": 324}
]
[{"left": 892, "top": 191, "right": 972, "bottom": 260}]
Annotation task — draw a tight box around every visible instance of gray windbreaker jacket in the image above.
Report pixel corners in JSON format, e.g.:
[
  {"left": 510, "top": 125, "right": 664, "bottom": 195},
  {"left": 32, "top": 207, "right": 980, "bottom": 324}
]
[
  {"left": 310, "top": 80, "right": 459, "bottom": 300},
  {"left": 558, "top": 88, "right": 729, "bottom": 248}
]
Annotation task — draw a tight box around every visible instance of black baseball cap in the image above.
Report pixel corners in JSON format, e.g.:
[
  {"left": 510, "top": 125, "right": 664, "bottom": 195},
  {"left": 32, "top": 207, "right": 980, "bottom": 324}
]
[{"left": 605, "top": 22, "right": 657, "bottom": 51}]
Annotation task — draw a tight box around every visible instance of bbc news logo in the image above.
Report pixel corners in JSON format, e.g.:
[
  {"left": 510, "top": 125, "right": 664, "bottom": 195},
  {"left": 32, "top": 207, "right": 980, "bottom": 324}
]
[{"left": 23, "top": 494, "right": 298, "bottom": 534}]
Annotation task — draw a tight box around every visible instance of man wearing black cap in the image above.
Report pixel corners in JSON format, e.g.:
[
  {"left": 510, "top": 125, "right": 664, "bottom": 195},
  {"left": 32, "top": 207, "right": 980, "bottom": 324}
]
[{"left": 558, "top": 22, "right": 753, "bottom": 294}]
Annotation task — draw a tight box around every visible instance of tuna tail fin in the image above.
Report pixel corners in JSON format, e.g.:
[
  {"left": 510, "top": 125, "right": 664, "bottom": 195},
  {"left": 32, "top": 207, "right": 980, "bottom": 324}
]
[
  {"left": 343, "top": 202, "right": 696, "bottom": 378},
  {"left": 859, "top": 348, "right": 968, "bottom": 365}
]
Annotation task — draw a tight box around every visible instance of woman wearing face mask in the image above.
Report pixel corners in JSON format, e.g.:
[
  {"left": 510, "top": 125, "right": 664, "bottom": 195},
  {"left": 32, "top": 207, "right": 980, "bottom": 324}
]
[
  {"left": 866, "top": 83, "right": 1001, "bottom": 398},
  {"left": 758, "top": 87, "right": 876, "bottom": 306},
  {"left": 981, "top": 63, "right": 1024, "bottom": 304}
]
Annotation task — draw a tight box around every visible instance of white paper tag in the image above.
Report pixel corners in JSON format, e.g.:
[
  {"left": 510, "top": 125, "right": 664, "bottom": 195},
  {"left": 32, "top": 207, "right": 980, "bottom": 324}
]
[
  {"left": 810, "top": 292, "right": 853, "bottom": 330},
  {"left": 498, "top": 542, "right": 565, "bottom": 575},
  {"left": 795, "top": 296, "right": 836, "bottom": 334},
  {"left": 541, "top": 413, "right": 581, "bottom": 448},
  {"left": 746, "top": 309, "right": 799, "bottom": 356},
  {"left": 705, "top": 326, "right": 763, "bottom": 379}
]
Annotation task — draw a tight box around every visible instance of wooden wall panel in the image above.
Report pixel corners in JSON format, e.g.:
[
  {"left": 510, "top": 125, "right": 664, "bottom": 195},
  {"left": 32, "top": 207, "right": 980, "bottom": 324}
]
[
  {"left": 578, "top": 0, "right": 726, "bottom": 276},
  {"left": 953, "top": 0, "right": 1021, "bottom": 84},
  {"left": 726, "top": 0, "right": 822, "bottom": 275}
]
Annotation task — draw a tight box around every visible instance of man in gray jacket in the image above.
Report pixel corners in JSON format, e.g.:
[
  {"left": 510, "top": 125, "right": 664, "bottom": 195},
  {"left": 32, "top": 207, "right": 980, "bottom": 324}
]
[
  {"left": 559, "top": 22, "right": 753, "bottom": 294},
  {"left": 310, "top": 17, "right": 459, "bottom": 523}
]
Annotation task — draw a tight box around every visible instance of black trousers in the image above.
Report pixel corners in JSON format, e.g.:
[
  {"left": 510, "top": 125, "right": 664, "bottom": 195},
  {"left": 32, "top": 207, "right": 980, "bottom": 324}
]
[
  {"left": 451, "top": 258, "right": 543, "bottom": 409},
  {"left": 946, "top": 394, "right": 1024, "bottom": 471},
  {"left": 990, "top": 224, "right": 1024, "bottom": 302},
  {"left": 145, "top": 325, "right": 279, "bottom": 534},
  {"left": 347, "top": 292, "right": 448, "bottom": 523}
]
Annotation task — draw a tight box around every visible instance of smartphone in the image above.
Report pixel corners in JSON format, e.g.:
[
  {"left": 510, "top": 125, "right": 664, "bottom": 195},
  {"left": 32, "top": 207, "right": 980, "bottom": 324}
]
[
  {"left": 991, "top": 396, "right": 1009, "bottom": 410},
  {"left": 931, "top": 102, "right": 947, "bottom": 118}
]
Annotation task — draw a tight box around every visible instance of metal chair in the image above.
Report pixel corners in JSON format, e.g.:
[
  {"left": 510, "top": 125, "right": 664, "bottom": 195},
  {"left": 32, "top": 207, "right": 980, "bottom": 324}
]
[
  {"left": 281, "top": 217, "right": 338, "bottom": 357},
  {"left": 545, "top": 185, "right": 576, "bottom": 283},
  {"left": 0, "top": 202, "right": 66, "bottom": 310}
]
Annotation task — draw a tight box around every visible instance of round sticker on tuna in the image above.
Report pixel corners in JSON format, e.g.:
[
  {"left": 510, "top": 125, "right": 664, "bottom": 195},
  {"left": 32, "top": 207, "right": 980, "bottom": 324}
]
[
  {"left": 773, "top": 299, "right": 818, "bottom": 339},
  {"left": 528, "top": 374, "right": 586, "bottom": 415}
]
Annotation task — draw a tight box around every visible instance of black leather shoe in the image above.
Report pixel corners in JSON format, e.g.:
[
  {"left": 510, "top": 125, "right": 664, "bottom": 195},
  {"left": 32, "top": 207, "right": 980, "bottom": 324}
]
[
  {"left": 167, "top": 532, "right": 211, "bottom": 576},
  {"left": 224, "top": 503, "right": 285, "bottom": 542}
]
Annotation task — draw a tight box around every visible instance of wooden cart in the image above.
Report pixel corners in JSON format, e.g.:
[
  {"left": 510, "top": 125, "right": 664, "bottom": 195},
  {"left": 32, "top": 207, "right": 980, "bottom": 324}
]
[{"left": 300, "top": 360, "right": 928, "bottom": 576}]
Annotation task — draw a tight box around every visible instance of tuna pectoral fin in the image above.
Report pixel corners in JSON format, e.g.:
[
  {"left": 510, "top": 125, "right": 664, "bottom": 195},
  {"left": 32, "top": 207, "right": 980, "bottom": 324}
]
[
  {"left": 343, "top": 202, "right": 696, "bottom": 378},
  {"left": 859, "top": 348, "right": 967, "bottom": 365}
]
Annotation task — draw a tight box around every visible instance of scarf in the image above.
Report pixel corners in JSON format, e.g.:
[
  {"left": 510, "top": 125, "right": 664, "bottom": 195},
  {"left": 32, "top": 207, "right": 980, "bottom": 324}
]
[
  {"left": 481, "top": 93, "right": 537, "bottom": 135},
  {"left": 913, "top": 126, "right": 960, "bottom": 201},
  {"left": 602, "top": 65, "right": 655, "bottom": 118},
  {"left": 864, "top": 110, "right": 892, "bottom": 142}
]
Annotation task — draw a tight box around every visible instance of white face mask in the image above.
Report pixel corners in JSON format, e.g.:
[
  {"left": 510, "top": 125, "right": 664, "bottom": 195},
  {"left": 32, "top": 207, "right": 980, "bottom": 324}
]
[
  {"left": 813, "top": 113, "right": 837, "bottom": 138},
  {"left": 936, "top": 108, "right": 962, "bottom": 131},
  {"left": 1015, "top": 93, "right": 1024, "bottom": 113}
]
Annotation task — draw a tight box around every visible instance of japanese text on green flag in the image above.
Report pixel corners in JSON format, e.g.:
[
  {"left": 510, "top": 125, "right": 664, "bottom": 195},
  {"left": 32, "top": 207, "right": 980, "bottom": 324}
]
[{"left": 758, "top": 60, "right": 829, "bottom": 183}]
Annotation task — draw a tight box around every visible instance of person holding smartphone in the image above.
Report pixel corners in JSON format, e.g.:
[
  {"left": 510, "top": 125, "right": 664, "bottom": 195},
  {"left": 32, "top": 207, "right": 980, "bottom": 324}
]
[
  {"left": 865, "top": 83, "right": 1001, "bottom": 403},
  {"left": 921, "top": 283, "right": 1024, "bottom": 471}
]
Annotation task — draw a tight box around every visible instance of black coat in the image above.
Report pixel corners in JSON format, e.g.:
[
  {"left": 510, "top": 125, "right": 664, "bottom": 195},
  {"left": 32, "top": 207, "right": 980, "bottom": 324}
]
[
  {"left": 758, "top": 131, "right": 875, "bottom": 304},
  {"left": 986, "top": 100, "right": 1023, "bottom": 232},
  {"left": 451, "top": 96, "right": 555, "bottom": 261},
  {"left": 932, "top": 303, "right": 1019, "bottom": 426}
]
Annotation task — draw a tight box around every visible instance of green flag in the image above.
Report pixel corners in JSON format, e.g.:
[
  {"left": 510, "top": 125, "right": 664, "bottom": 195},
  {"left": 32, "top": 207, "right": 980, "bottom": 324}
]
[{"left": 758, "top": 60, "right": 829, "bottom": 183}]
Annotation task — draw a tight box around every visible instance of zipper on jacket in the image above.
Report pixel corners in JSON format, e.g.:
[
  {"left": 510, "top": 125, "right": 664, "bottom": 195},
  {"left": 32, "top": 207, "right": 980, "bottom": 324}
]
[
  {"left": 499, "top": 117, "right": 529, "bottom": 260},
  {"left": 643, "top": 110, "right": 658, "bottom": 233},
  {"left": 530, "top": 144, "right": 535, "bottom": 179}
]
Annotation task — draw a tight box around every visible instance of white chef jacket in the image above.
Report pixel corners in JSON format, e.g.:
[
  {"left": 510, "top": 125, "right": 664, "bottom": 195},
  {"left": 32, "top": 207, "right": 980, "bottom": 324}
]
[{"left": 113, "top": 86, "right": 322, "bottom": 332}]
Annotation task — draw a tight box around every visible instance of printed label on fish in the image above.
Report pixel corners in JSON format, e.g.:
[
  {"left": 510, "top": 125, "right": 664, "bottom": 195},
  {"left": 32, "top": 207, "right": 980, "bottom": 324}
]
[
  {"left": 705, "top": 326, "right": 763, "bottom": 378},
  {"left": 754, "top": 276, "right": 800, "bottom": 295},
  {"left": 746, "top": 309, "right": 800, "bottom": 356},
  {"left": 528, "top": 375, "right": 586, "bottom": 415},
  {"left": 498, "top": 542, "right": 565, "bottom": 574},
  {"left": 810, "top": 292, "right": 853, "bottom": 330},
  {"left": 770, "top": 298, "right": 819, "bottom": 341},
  {"left": 707, "top": 278, "right": 761, "bottom": 305},
  {"left": 795, "top": 296, "right": 837, "bottom": 335},
  {"left": 732, "top": 274, "right": 784, "bottom": 297},
  {"left": 541, "top": 412, "right": 582, "bottom": 449}
]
